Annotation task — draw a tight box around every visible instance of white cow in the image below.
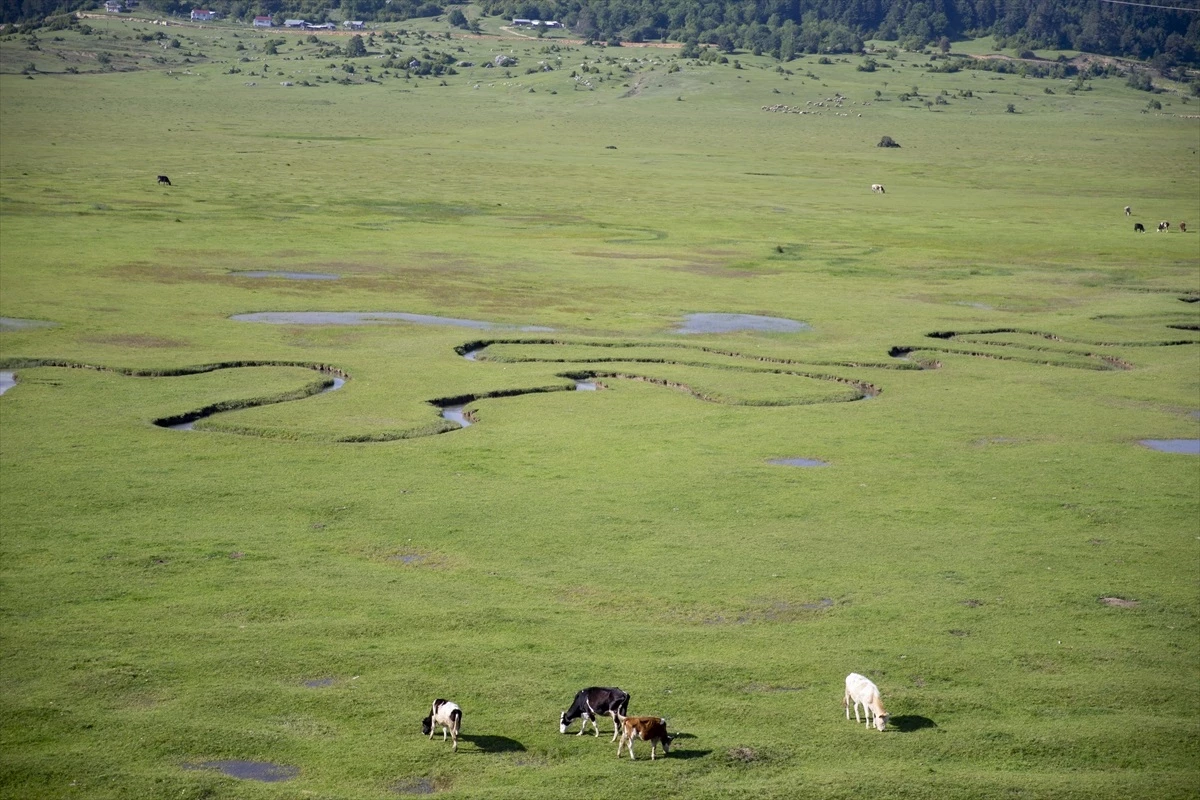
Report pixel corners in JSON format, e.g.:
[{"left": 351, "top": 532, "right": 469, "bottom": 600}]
[
  {"left": 844, "top": 673, "right": 888, "bottom": 731},
  {"left": 871, "top": 183, "right": 886, "bottom": 194},
  {"left": 421, "top": 699, "right": 462, "bottom": 752}
]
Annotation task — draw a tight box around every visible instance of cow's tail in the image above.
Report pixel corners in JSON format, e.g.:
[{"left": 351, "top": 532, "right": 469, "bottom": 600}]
[
  {"left": 449, "top": 707, "right": 462, "bottom": 734},
  {"left": 618, "top": 693, "right": 630, "bottom": 718}
]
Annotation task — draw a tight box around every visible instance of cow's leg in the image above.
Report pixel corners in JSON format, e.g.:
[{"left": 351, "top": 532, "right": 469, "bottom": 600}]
[
  {"left": 610, "top": 713, "right": 621, "bottom": 742},
  {"left": 854, "top": 701, "right": 863, "bottom": 724},
  {"left": 589, "top": 714, "right": 599, "bottom": 737},
  {"left": 844, "top": 693, "right": 851, "bottom": 720}
]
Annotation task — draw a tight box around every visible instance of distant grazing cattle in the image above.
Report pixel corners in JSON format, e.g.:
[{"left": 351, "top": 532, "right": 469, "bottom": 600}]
[
  {"left": 157, "top": 175, "right": 171, "bottom": 185},
  {"left": 616, "top": 715, "right": 672, "bottom": 760},
  {"left": 1125, "top": 206, "right": 1131, "bottom": 216},
  {"left": 560, "top": 687, "right": 630, "bottom": 741},
  {"left": 871, "top": 183, "right": 885, "bottom": 194},
  {"left": 1179, "top": 222, "right": 1187, "bottom": 233},
  {"left": 844, "top": 673, "right": 889, "bottom": 731},
  {"left": 1158, "top": 221, "right": 1170, "bottom": 232},
  {"left": 421, "top": 699, "right": 462, "bottom": 752},
  {"left": 1134, "top": 223, "right": 1145, "bottom": 232}
]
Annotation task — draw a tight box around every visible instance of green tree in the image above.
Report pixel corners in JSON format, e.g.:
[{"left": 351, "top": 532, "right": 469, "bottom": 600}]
[{"left": 345, "top": 34, "right": 366, "bottom": 58}]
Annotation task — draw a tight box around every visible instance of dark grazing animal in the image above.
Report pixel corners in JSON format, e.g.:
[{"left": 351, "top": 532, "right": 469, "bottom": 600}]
[
  {"left": 1134, "top": 222, "right": 1145, "bottom": 232},
  {"left": 157, "top": 175, "right": 171, "bottom": 185},
  {"left": 1179, "top": 222, "right": 1187, "bottom": 233},
  {"left": 1158, "top": 221, "right": 1169, "bottom": 232},
  {"left": 560, "top": 686, "right": 630, "bottom": 741},
  {"left": 1125, "top": 206, "right": 1131, "bottom": 216},
  {"left": 421, "top": 699, "right": 462, "bottom": 752},
  {"left": 616, "top": 715, "right": 672, "bottom": 760}
]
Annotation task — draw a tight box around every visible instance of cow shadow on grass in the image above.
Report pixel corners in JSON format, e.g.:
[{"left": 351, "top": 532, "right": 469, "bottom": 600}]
[
  {"left": 459, "top": 734, "right": 526, "bottom": 753},
  {"left": 666, "top": 748, "right": 712, "bottom": 760},
  {"left": 664, "top": 734, "right": 711, "bottom": 760},
  {"left": 890, "top": 715, "right": 938, "bottom": 733}
]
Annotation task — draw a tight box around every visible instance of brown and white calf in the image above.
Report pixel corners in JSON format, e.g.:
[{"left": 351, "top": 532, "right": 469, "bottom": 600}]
[
  {"left": 616, "top": 715, "right": 672, "bottom": 760},
  {"left": 421, "top": 699, "right": 462, "bottom": 752},
  {"left": 844, "top": 673, "right": 889, "bottom": 731}
]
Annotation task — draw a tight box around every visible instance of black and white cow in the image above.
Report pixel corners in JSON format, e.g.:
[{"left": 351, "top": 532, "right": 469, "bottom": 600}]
[
  {"left": 559, "top": 687, "right": 630, "bottom": 741},
  {"left": 1158, "top": 221, "right": 1170, "bottom": 232},
  {"left": 157, "top": 175, "right": 172, "bottom": 185},
  {"left": 1125, "top": 206, "right": 1131, "bottom": 216},
  {"left": 421, "top": 699, "right": 462, "bottom": 752}
]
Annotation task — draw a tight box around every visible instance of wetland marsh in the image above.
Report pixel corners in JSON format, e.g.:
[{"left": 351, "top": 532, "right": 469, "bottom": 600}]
[{"left": 1, "top": 13, "right": 1197, "bottom": 800}]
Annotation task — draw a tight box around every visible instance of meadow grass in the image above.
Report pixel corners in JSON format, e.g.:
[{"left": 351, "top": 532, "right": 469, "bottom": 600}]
[{"left": 1, "top": 16, "right": 1198, "bottom": 799}]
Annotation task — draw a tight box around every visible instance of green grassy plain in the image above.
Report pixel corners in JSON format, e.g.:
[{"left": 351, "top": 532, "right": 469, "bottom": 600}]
[{"left": 2, "top": 14, "right": 1198, "bottom": 800}]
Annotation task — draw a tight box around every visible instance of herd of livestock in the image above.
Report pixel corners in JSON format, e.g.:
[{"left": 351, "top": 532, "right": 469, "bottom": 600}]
[
  {"left": 421, "top": 673, "right": 889, "bottom": 760},
  {"left": 1124, "top": 205, "right": 1186, "bottom": 233}
]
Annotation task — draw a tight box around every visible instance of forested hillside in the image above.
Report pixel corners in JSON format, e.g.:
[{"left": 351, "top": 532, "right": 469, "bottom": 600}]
[{"left": 3, "top": 0, "right": 1198, "bottom": 66}]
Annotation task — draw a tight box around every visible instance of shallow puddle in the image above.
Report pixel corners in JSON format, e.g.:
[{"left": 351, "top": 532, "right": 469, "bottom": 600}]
[
  {"left": 303, "top": 678, "right": 335, "bottom": 688},
  {"left": 230, "top": 270, "right": 340, "bottom": 280},
  {"left": 231, "top": 311, "right": 552, "bottom": 331},
  {"left": 183, "top": 760, "right": 299, "bottom": 782},
  {"left": 675, "top": 313, "right": 810, "bottom": 334},
  {"left": 1139, "top": 439, "right": 1200, "bottom": 454},
  {"left": 768, "top": 457, "right": 830, "bottom": 467},
  {"left": 575, "top": 381, "right": 598, "bottom": 391},
  {"left": 0, "top": 372, "right": 15, "bottom": 396},
  {"left": 0, "top": 317, "right": 57, "bottom": 331}
]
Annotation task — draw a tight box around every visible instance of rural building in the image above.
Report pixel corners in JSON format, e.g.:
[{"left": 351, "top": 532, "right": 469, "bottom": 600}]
[
  {"left": 104, "top": 1, "right": 123, "bottom": 12},
  {"left": 511, "top": 18, "right": 531, "bottom": 26},
  {"left": 283, "top": 19, "right": 305, "bottom": 27},
  {"left": 252, "top": 15, "right": 273, "bottom": 26},
  {"left": 343, "top": 20, "right": 364, "bottom": 29},
  {"left": 189, "top": 8, "right": 216, "bottom": 20},
  {"left": 305, "top": 22, "right": 335, "bottom": 30}
]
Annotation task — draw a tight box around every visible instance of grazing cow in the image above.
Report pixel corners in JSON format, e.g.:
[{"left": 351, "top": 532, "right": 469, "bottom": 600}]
[
  {"left": 421, "top": 699, "right": 462, "bottom": 752},
  {"left": 1179, "top": 222, "right": 1187, "bottom": 233},
  {"left": 871, "top": 183, "right": 886, "bottom": 194},
  {"left": 1158, "top": 221, "right": 1169, "bottom": 232},
  {"left": 1125, "top": 206, "right": 1131, "bottom": 216},
  {"left": 560, "top": 686, "right": 630, "bottom": 740},
  {"left": 1134, "top": 223, "right": 1145, "bottom": 232},
  {"left": 157, "top": 175, "right": 171, "bottom": 185},
  {"left": 616, "top": 715, "right": 671, "bottom": 760},
  {"left": 844, "top": 673, "right": 889, "bottom": 731}
]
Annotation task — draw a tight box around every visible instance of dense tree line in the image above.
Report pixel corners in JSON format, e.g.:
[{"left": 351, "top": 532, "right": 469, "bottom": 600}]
[
  {"left": 478, "top": 0, "right": 1199, "bottom": 65},
  {"left": 4, "top": 0, "right": 1197, "bottom": 66}
]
